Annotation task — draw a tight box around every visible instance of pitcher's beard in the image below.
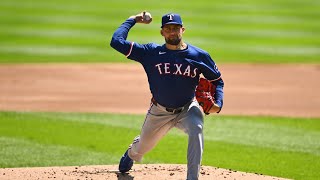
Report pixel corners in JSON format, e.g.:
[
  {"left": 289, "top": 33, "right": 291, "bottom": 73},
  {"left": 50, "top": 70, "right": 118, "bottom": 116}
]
[{"left": 165, "top": 37, "right": 181, "bottom": 45}]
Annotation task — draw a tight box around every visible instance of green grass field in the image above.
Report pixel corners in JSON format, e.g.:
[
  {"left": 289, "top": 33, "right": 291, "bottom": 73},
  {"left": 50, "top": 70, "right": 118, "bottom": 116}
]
[
  {"left": 0, "top": 112, "right": 319, "bottom": 180},
  {"left": 0, "top": 0, "right": 319, "bottom": 63}
]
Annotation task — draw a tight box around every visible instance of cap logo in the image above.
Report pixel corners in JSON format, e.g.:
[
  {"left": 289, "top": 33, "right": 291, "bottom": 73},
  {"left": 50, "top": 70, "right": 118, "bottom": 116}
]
[
  {"left": 167, "top": 14, "right": 174, "bottom": 20},
  {"left": 161, "top": 13, "right": 182, "bottom": 28}
]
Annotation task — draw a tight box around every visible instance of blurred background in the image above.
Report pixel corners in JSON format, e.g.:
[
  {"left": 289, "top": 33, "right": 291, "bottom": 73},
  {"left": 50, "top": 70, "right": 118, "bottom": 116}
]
[{"left": 0, "top": 0, "right": 319, "bottom": 63}]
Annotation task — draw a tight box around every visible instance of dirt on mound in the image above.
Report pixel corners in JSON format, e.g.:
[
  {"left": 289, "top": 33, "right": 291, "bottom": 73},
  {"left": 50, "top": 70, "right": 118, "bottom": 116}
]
[{"left": 0, "top": 164, "right": 290, "bottom": 180}]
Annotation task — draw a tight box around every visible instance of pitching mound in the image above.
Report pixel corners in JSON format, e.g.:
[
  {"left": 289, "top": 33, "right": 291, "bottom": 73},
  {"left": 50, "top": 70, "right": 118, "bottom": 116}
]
[{"left": 0, "top": 164, "right": 289, "bottom": 180}]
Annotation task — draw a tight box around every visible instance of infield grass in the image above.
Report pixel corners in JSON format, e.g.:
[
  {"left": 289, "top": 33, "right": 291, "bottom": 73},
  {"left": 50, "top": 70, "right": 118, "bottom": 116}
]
[
  {"left": 0, "top": 0, "right": 319, "bottom": 63},
  {"left": 0, "top": 112, "right": 319, "bottom": 180}
]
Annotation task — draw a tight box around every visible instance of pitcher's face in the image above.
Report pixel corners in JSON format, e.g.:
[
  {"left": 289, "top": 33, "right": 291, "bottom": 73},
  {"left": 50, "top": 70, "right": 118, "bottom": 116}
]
[{"left": 161, "top": 24, "right": 185, "bottom": 45}]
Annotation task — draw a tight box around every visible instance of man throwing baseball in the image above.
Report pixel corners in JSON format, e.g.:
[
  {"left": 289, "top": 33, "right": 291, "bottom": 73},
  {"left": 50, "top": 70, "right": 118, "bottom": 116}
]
[{"left": 110, "top": 11, "right": 224, "bottom": 180}]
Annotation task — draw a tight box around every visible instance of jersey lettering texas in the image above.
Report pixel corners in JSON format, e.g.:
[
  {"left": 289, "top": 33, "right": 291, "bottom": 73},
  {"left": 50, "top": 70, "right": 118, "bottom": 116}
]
[{"left": 155, "top": 63, "right": 198, "bottom": 78}]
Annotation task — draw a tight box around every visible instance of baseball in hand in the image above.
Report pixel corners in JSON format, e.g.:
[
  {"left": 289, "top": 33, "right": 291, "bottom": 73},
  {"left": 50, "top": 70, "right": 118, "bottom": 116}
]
[{"left": 143, "top": 12, "right": 152, "bottom": 23}]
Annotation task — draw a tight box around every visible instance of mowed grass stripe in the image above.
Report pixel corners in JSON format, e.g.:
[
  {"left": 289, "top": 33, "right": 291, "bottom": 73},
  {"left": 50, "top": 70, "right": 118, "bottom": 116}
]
[
  {"left": 1, "top": 29, "right": 318, "bottom": 50},
  {"left": 0, "top": 112, "right": 320, "bottom": 179},
  {"left": 0, "top": 0, "right": 319, "bottom": 63},
  {"left": 1, "top": 34, "right": 319, "bottom": 59},
  {"left": 202, "top": 139, "right": 320, "bottom": 180},
  {"left": 0, "top": 46, "right": 107, "bottom": 56},
  {"left": 1, "top": 0, "right": 318, "bottom": 25},
  {"left": 0, "top": 27, "right": 104, "bottom": 39},
  {"left": 2, "top": 112, "right": 319, "bottom": 156},
  {"left": 59, "top": 113, "right": 320, "bottom": 155},
  {"left": 5, "top": 25, "right": 315, "bottom": 40},
  {"left": 3, "top": 0, "right": 316, "bottom": 19},
  {"left": 204, "top": 118, "right": 320, "bottom": 155},
  {"left": 0, "top": 112, "right": 140, "bottom": 153},
  {"left": 2, "top": 22, "right": 318, "bottom": 44},
  {"left": 1, "top": 7, "right": 319, "bottom": 31},
  {"left": 0, "top": 53, "right": 112, "bottom": 63},
  {"left": 0, "top": 137, "right": 119, "bottom": 168}
]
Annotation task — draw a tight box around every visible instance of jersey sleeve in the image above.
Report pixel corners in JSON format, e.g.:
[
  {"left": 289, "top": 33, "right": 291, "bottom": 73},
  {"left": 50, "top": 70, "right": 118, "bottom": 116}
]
[
  {"left": 110, "top": 18, "right": 155, "bottom": 62},
  {"left": 199, "top": 52, "right": 224, "bottom": 111},
  {"left": 200, "top": 52, "right": 221, "bottom": 81},
  {"left": 126, "top": 42, "right": 156, "bottom": 62}
]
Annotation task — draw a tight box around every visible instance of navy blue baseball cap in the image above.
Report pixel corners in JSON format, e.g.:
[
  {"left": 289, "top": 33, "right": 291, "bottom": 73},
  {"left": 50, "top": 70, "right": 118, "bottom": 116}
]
[{"left": 161, "top": 13, "right": 183, "bottom": 28}]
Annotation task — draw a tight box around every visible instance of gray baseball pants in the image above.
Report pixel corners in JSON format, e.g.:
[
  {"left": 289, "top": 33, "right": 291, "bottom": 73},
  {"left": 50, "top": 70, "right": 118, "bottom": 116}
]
[{"left": 128, "top": 99, "right": 204, "bottom": 180}]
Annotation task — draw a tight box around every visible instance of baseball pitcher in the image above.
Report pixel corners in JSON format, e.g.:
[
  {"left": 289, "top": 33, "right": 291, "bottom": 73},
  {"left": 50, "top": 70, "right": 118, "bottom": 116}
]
[{"left": 110, "top": 11, "right": 224, "bottom": 180}]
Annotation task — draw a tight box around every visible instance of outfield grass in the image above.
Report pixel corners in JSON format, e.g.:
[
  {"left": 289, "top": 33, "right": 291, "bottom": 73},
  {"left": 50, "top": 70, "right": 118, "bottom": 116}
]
[
  {"left": 0, "top": 112, "right": 319, "bottom": 180},
  {"left": 0, "top": 0, "right": 319, "bottom": 63}
]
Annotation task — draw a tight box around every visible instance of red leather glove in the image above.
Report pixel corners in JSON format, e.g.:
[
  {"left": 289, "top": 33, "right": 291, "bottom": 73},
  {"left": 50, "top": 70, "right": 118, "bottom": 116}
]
[{"left": 195, "top": 78, "right": 216, "bottom": 114}]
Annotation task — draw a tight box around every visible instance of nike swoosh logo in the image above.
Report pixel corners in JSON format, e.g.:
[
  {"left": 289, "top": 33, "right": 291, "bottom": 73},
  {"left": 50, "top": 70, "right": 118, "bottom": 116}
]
[{"left": 159, "top": 51, "right": 166, "bottom": 55}]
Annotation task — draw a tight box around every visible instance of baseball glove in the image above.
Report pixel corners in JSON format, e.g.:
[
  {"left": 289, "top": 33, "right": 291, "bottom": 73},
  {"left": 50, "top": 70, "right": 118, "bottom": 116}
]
[{"left": 195, "top": 77, "right": 216, "bottom": 115}]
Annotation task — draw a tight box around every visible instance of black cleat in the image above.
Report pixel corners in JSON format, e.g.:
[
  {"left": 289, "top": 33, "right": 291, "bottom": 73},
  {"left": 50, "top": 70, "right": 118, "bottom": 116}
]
[{"left": 118, "top": 149, "right": 134, "bottom": 173}]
